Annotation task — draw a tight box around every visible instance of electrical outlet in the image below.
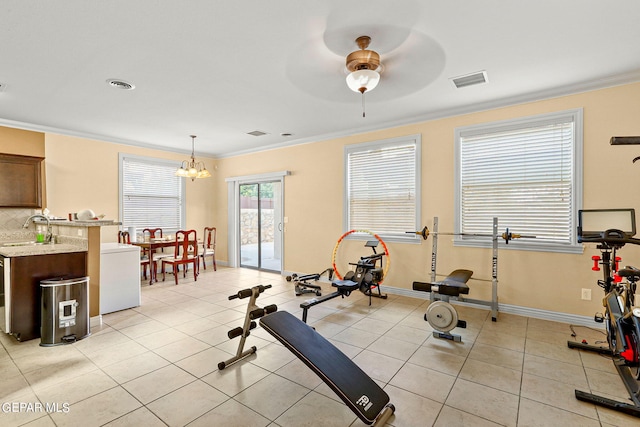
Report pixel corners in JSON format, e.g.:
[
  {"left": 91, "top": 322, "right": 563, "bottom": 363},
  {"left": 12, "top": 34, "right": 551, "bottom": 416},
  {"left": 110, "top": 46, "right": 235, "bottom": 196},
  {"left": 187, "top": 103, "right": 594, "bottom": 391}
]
[
  {"left": 581, "top": 288, "right": 592, "bottom": 300},
  {"left": 77, "top": 229, "right": 83, "bottom": 237}
]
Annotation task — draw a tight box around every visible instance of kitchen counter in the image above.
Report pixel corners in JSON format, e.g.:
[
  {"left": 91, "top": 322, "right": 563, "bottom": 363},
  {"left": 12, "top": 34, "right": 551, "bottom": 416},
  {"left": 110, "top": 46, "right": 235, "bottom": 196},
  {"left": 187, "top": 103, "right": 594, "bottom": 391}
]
[
  {"left": 34, "top": 219, "right": 120, "bottom": 227},
  {"left": 0, "top": 242, "right": 86, "bottom": 258}
]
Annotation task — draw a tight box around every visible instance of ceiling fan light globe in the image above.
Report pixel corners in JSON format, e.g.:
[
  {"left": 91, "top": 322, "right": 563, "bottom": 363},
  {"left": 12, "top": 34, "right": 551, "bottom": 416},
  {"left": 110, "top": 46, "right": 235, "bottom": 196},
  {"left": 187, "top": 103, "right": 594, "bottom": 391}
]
[{"left": 346, "top": 69, "right": 380, "bottom": 93}]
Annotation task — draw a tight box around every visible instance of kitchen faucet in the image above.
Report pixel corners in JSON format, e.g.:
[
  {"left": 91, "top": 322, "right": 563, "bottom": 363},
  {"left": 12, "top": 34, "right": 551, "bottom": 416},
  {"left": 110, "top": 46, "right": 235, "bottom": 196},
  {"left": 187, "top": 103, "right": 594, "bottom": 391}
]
[{"left": 23, "top": 214, "right": 52, "bottom": 243}]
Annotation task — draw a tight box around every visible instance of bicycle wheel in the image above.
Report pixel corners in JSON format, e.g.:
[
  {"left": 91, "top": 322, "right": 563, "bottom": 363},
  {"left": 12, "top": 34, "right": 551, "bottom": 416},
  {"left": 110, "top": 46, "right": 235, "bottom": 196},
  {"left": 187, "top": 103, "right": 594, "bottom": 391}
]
[
  {"left": 606, "top": 313, "right": 618, "bottom": 351},
  {"left": 628, "top": 320, "right": 640, "bottom": 381}
]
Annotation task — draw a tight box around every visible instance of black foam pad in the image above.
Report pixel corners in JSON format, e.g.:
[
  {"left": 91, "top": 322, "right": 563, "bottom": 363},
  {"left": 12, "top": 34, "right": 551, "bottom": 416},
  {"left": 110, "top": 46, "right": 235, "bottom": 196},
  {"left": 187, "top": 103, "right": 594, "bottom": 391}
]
[
  {"left": 260, "top": 311, "right": 390, "bottom": 425},
  {"left": 413, "top": 269, "right": 473, "bottom": 296}
]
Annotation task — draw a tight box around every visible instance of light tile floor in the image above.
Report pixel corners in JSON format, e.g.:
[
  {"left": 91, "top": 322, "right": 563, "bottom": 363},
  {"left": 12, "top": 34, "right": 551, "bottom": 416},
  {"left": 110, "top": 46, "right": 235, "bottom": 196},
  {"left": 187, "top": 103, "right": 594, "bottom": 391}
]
[{"left": 1, "top": 267, "right": 638, "bottom": 426}]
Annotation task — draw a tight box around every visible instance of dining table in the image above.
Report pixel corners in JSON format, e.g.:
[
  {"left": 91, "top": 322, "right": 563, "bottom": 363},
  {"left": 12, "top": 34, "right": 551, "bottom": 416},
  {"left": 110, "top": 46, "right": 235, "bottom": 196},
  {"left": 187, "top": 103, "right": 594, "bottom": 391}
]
[{"left": 131, "top": 237, "right": 199, "bottom": 284}]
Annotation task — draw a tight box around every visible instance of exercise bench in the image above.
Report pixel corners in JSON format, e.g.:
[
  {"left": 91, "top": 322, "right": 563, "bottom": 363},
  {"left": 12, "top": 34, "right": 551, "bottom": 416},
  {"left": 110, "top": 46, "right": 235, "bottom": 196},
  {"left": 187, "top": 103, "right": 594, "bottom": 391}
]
[
  {"left": 413, "top": 269, "right": 473, "bottom": 342},
  {"left": 218, "top": 284, "right": 277, "bottom": 370},
  {"left": 260, "top": 311, "right": 395, "bottom": 425}
]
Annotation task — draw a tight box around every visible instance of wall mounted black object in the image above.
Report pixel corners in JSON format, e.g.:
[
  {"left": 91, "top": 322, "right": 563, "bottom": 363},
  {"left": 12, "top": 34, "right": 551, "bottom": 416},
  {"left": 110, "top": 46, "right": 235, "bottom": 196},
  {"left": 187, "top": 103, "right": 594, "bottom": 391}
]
[{"left": 610, "top": 137, "right": 640, "bottom": 145}]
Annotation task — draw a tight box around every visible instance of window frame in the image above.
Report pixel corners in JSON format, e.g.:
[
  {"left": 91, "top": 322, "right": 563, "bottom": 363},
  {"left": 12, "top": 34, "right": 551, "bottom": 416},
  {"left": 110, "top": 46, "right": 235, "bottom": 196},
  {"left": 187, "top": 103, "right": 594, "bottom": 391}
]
[
  {"left": 343, "top": 134, "right": 421, "bottom": 243},
  {"left": 119, "top": 153, "right": 186, "bottom": 235},
  {"left": 454, "top": 108, "right": 583, "bottom": 253}
]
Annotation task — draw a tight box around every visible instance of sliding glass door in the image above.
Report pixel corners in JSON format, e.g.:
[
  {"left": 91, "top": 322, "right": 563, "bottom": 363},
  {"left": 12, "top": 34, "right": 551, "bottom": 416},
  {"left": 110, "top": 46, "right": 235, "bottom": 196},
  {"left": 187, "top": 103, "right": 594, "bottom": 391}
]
[{"left": 239, "top": 181, "right": 282, "bottom": 272}]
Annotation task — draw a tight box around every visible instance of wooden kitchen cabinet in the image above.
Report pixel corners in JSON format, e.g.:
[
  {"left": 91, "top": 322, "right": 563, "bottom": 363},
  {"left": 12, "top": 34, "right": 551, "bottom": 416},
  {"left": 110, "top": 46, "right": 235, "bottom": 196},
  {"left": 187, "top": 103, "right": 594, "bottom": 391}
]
[
  {"left": 0, "top": 153, "right": 44, "bottom": 207},
  {"left": 4, "top": 252, "right": 87, "bottom": 341}
]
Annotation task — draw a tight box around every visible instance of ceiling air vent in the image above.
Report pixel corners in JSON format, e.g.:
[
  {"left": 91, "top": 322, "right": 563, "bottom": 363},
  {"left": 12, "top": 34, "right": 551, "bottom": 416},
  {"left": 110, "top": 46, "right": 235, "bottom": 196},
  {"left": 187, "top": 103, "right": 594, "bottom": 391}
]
[
  {"left": 247, "top": 130, "right": 268, "bottom": 137},
  {"left": 451, "top": 71, "right": 488, "bottom": 89}
]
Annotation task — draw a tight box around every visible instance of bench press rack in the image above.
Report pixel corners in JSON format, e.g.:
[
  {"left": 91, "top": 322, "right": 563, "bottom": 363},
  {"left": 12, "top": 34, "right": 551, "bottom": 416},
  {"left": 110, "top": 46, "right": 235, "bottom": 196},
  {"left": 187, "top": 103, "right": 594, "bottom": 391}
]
[
  {"left": 425, "top": 217, "right": 500, "bottom": 321},
  {"left": 408, "top": 216, "right": 535, "bottom": 322}
]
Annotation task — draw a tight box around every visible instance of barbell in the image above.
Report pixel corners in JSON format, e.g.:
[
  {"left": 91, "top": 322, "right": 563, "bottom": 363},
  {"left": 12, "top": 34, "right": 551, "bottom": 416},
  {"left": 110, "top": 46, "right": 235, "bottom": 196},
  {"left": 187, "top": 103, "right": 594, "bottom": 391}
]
[{"left": 406, "top": 226, "right": 535, "bottom": 244}]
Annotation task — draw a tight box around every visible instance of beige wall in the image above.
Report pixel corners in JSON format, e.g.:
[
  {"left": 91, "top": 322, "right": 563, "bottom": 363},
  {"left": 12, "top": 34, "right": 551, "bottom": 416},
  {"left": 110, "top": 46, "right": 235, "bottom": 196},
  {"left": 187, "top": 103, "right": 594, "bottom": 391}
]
[
  {"left": 2, "top": 81, "right": 640, "bottom": 318},
  {"left": 216, "top": 82, "right": 640, "bottom": 317},
  {"left": 43, "top": 134, "right": 216, "bottom": 242},
  {"left": 0, "top": 130, "right": 215, "bottom": 243},
  {"left": 0, "top": 127, "right": 44, "bottom": 156}
]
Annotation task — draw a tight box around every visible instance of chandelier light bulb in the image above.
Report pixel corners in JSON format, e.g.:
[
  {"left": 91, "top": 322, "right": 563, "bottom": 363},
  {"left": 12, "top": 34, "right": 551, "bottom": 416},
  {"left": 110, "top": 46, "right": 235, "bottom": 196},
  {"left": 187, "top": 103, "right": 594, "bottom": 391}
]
[{"left": 175, "top": 135, "right": 212, "bottom": 181}]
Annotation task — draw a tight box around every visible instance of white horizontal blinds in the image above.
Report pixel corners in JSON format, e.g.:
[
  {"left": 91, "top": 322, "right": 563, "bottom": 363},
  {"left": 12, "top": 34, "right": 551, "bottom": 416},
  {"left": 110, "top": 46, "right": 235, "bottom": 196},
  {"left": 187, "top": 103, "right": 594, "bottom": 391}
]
[
  {"left": 459, "top": 115, "right": 575, "bottom": 244},
  {"left": 122, "top": 157, "right": 183, "bottom": 233},
  {"left": 348, "top": 142, "right": 416, "bottom": 234}
]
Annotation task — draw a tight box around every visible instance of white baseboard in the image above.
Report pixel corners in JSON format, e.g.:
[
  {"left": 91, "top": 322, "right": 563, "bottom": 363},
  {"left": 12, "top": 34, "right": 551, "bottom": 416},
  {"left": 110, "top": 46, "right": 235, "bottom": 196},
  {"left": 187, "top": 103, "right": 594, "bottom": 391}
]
[
  {"left": 90, "top": 315, "right": 102, "bottom": 328},
  {"left": 379, "top": 285, "right": 601, "bottom": 328},
  {"left": 280, "top": 271, "right": 600, "bottom": 328}
]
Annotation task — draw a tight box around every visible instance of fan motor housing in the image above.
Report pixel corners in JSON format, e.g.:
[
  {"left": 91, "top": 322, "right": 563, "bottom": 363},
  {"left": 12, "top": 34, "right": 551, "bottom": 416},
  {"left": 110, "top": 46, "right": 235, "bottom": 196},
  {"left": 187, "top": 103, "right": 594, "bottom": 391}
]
[{"left": 346, "top": 36, "right": 381, "bottom": 72}]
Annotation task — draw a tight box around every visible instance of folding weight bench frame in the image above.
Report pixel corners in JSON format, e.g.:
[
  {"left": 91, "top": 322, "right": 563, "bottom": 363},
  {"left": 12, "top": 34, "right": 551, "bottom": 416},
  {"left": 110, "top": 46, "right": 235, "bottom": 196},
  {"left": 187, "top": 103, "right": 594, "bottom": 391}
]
[
  {"left": 413, "top": 269, "right": 473, "bottom": 342},
  {"left": 260, "top": 311, "right": 395, "bottom": 426}
]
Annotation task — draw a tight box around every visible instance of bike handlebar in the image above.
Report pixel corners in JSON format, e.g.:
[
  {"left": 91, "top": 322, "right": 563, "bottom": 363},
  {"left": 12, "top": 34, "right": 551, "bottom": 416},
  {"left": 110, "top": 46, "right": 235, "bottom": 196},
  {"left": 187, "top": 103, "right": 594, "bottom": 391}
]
[
  {"left": 578, "top": 229, "right": 640, "bottom": 246},
  {"left": 360, "top": 253, "right": 384, "bottom": 261}
]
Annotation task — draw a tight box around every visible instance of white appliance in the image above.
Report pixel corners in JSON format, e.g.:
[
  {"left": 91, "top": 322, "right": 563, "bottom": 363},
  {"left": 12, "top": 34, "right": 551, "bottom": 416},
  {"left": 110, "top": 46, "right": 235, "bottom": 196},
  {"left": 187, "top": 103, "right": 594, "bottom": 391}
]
[{"left": 100, "top": 243, "right": 141, "bottom": 314}]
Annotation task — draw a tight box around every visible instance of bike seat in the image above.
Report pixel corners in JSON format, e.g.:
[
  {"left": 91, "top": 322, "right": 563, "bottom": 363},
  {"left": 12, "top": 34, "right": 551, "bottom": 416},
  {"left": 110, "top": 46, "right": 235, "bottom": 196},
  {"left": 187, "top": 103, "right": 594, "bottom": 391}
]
[{"left": 618, "top": 266, "right": 640, "bottom": 281}]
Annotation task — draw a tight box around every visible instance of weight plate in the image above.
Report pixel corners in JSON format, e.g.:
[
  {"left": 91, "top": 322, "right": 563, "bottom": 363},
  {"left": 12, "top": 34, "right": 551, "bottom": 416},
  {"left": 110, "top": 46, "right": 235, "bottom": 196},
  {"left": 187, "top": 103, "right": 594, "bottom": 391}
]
[{"left": 426, "top": 301, "right": 458, "bottom": 332}]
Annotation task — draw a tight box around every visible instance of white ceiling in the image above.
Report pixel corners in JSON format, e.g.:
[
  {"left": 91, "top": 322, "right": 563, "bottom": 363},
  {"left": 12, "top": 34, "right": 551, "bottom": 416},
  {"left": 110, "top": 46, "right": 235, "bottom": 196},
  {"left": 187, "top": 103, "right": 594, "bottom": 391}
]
[{"left": 1, "top": 0, "right": 640, "bottom": 158}]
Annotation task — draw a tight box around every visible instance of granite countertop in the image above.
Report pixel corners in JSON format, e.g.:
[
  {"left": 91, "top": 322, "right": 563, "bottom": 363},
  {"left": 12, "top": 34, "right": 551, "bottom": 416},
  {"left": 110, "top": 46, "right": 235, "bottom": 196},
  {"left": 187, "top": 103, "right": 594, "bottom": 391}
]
[
  {"left": 34, "top": 219, "right": 121, "bottom": 227},
  {"left": 0, "top": 231, "right": 88, "bottom": 258},
  {"left": 0, "top": 243, "right": 87, "bottom": 258}
]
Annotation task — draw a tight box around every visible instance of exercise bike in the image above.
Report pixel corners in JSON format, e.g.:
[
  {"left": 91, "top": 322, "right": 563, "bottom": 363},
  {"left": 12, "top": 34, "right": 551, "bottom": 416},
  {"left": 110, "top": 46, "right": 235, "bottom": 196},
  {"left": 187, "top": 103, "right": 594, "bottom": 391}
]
[{"left": 568, "top": 209, "right": 640, "bottom": 417}]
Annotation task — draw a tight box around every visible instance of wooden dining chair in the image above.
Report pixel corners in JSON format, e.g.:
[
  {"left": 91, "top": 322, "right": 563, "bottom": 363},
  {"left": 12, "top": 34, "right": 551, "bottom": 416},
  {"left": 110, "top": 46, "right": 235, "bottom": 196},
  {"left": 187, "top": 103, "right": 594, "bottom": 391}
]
[
  {"left": 142, "top": 227, "right": 171, "bottom": 279},
  {"left": 200, "top": 227, "right": 217, "bottom": 271},
  {"left": 161, "top": 229, "right": 198, "bottom": 285},
  {"left": 118, "top": 230, "right": 131, "bottom": 244},
  {"left": 120, "top": 230, "right": 152, "bottom": 280},
  {"left": 143, "top": 227, "right": 163, "bottom": 240}
]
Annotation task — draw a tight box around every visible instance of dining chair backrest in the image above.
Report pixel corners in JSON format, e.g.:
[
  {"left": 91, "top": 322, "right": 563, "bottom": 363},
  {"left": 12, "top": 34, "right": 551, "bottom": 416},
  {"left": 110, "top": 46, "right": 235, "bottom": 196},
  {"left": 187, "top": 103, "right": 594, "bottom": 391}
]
[
  {"left": 174, "top": 230, "right": 197, "bottom": 260},
  {"left": 203, "top": 227, "right": 216, "bottom": 252},
  {"left": 143, "top": 228, "right": 163, "bottom": 239},
  {"left": 118, "top": 230, "right": 131, "bottom": 244}
]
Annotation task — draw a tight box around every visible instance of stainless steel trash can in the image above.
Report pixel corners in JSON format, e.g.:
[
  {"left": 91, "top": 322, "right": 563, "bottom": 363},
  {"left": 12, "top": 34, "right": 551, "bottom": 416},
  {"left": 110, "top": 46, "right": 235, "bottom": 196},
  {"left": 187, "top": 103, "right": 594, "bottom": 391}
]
[{"left": 40, "top": 276, "right": 90, "bottom": 346}]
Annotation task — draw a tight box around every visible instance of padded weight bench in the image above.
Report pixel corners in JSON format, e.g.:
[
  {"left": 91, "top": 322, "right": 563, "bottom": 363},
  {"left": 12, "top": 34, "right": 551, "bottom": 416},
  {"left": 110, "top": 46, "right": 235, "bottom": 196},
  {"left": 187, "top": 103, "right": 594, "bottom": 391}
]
[
  {"left": 412, "top": 269, "right": 472, "bottom": 297},
  {"left": 413, "top": 269, "right": 473, "bottom": 342},
  {"left": 260, "top": 311, "right": 395, "bottom": 426}
]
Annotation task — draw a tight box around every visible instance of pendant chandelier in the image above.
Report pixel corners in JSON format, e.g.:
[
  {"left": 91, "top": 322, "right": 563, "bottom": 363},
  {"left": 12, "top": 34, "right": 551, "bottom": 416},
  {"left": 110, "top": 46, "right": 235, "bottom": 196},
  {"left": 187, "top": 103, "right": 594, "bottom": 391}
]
[{"left": 175, "top": 135, "right": 211, "bottom": 181}]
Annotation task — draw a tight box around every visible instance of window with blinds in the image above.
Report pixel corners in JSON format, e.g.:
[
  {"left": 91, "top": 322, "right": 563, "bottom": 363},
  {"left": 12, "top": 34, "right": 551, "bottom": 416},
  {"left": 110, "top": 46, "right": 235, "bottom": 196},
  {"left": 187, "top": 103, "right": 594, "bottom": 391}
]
[
  {"left": 345, "top": 135, "right": 421, "bottom": 241},
  {"left": 455, "top": 109, "right": 583, "bottom": 252},
  {"left": 119, "top": 154, "right": 185, "bottom": 234}
]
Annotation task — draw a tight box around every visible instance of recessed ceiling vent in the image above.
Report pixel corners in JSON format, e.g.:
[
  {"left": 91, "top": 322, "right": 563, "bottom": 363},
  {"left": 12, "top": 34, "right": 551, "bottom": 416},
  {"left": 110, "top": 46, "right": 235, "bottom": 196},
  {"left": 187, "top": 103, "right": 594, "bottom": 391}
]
[
  {"left": 247, "top": 130, "right": 268, "bottom": 137},
  {"left": 106, "top": 79, "right": 135, "bottom": 90},
  {"left": 451, "top": 71, "right": 488, "bottom": 88}
]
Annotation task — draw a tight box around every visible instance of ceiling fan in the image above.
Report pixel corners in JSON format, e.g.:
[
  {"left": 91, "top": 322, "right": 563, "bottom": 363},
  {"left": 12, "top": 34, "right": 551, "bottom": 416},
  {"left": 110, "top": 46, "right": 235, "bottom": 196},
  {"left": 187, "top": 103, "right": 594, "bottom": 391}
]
[
  {"left": 285, "top": 26, "right": 446, "bottom": 114},
  {"left": 345, "top": 35, "right": 382, "bottom": 117}
]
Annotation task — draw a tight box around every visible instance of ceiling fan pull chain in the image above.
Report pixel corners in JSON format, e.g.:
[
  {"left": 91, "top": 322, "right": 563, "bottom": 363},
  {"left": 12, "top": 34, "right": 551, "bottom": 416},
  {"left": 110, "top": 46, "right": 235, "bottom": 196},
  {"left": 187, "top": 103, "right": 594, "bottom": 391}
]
[{"left": 362, "top": 91, "right": 366, "bottom": 118}]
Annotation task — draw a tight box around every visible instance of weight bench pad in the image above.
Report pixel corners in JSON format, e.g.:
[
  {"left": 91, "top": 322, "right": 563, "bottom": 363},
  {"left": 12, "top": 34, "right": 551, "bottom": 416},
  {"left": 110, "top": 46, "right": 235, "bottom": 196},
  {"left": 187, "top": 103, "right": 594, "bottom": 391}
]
[
  {"left": 413, "top": 269, "right": 473, "bottom": 296},
  {"left": 260, "top": 311, "right": 390, "bottom": 425}
]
